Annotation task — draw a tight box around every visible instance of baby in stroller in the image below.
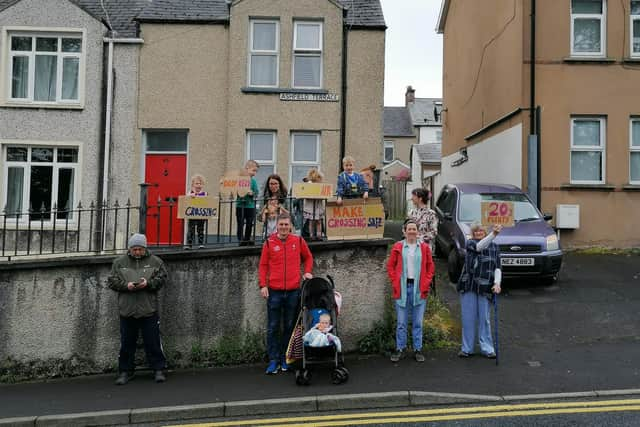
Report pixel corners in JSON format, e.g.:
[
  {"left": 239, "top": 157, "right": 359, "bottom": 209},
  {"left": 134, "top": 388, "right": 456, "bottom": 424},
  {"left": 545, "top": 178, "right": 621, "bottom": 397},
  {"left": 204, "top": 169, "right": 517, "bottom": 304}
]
[{"left": 303, "top": 310, "right": 342, "bottom": 352}]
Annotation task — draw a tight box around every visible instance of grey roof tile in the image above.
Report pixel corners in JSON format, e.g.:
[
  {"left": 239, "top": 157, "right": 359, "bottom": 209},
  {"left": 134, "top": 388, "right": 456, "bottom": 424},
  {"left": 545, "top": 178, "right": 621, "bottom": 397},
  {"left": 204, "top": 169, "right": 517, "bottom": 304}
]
[
  {"left": 408, "top": 98, "right": 443, "bottom": 126},
  {"left": 384, "top": 106, "right": 414, "bottom": 137},
  {"left": 415, "top": 143, "right": 442, "bottom": 164}
]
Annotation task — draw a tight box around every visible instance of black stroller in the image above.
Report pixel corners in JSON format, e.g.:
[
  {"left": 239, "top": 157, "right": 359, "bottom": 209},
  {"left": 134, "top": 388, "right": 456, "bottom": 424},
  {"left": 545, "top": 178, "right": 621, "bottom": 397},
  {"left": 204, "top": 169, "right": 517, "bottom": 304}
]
[{"left": 294, "top": 276, "right": 349, "bottom": 385}]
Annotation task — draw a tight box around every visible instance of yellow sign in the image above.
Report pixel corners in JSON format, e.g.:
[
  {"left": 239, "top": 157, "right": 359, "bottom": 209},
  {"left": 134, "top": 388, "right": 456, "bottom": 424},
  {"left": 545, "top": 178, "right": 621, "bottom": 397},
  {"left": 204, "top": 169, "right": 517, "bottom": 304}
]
[
  {"left": 481, "top": 201, "right": 514, "bottom": 227},
  {"left": 219, "top": 171, "right": 252, "bottom": 197},
  {"left": 292, "top": 183, "right": 334, "bottom": 199},
  {"left": 325, "top": 198, "right": 385, "bottom": 240},
  {"left": 177, "top": 195, "right": 219, "bottom": 219}
]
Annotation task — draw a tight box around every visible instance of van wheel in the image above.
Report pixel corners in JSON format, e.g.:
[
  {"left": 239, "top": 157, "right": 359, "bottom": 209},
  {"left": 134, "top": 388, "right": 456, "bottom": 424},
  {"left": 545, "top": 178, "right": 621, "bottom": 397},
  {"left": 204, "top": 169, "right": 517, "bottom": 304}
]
[{"left": 448, "top": 250, "right": 462, "bottom": 284}]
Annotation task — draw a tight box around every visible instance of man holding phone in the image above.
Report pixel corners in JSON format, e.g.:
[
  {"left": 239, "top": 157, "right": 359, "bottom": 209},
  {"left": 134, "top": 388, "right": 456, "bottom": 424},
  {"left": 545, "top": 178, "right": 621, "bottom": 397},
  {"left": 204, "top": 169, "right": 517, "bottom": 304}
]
[{"left": 108, "top": 233, "right": 168, "bottom": 385}]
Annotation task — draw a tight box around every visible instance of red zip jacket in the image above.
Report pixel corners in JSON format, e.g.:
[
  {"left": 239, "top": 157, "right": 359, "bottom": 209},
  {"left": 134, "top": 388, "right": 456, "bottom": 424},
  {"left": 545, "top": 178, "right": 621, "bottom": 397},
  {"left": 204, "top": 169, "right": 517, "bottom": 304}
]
[
  {"left": 387, "top": 240, "right": 435, "bottom": 300},
  {"left": 259, "top": 234, "right": 313, "bottom": 291}
]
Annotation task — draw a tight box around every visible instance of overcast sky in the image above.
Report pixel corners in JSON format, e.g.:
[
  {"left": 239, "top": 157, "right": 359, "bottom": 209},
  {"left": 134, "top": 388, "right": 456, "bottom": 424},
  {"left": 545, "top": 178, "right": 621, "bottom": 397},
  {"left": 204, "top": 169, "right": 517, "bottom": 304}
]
[{"left": 379, "top": 0, "right": 443, "bottom": 106}]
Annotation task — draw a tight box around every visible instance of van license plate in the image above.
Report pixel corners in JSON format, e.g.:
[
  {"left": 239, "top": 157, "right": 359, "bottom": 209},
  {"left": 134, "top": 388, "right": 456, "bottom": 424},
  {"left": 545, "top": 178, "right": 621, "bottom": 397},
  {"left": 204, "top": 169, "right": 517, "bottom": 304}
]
[{"left": 501, "top": 257, "right": 534, "bottom": 266}]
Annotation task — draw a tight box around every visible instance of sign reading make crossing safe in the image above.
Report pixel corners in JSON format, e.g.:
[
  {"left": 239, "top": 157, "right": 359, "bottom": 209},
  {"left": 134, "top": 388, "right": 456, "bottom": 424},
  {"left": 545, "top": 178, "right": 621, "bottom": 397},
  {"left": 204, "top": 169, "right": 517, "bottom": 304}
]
[
  {"left": 177, "top": 195, "right": 219, "bottom": 219},
  {"left": 481, "top": 201, "right": 514, "bottom": 227},
  {"left": 325, "top": 198, "right": 385, "bottom": 240}
]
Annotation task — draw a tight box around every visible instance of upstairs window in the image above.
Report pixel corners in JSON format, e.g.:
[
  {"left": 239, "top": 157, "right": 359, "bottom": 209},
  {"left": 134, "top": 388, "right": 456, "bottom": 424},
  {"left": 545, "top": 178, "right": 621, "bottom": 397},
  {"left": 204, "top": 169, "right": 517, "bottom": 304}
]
[
  {"left": 293, "top": 22, "right": 322, "bottom": 89},
  {"left": 570, "top": 117, "right": 606, "bottom": 184},
  {"left": 631, "top": 1, "right": 640, "bottom": 57},
  {"left": 249, "top": 20, "right": 279, "bottom": 87},
  {"left": 383, "top": 140, "right": 394, "bottom": 163},
  {"left": 571, "top": 0, "right": 606, "bottom": 57},
  {"left": 8, "top": 32, "right": 83, "bottom": 105}
]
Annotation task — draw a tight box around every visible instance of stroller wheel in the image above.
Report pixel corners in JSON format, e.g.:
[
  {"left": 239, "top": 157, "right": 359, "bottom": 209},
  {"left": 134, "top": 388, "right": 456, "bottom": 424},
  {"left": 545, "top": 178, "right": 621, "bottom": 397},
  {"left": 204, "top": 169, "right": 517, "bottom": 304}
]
[
  {"left": 296, "top": 369, "right": 312, "bottom": 386},
  {"left": 332, "top": 366, "right": 349, "bottom": 385}
]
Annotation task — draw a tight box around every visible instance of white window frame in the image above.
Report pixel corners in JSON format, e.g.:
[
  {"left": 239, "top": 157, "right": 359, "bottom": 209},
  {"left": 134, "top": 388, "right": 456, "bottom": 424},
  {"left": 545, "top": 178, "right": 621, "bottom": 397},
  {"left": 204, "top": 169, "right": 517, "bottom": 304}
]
[
  {"left": 631, "top": 1, "right": 640, "bottom": 57},
  {"left": 247, "top": 130, "right": 277, "bottom": 178},
  {"left": 248, "top": 20, "right": 279, "bottom": 88},
  {"left": 383, "top": 140, "right": 394, "bottom": 163},
  {"left": 4, "top": 27, "right": 86, "bottom": 107},
  {"left": 289, "top": 132, "right": 320, "bottom": 184},
  {"left": 1, "top": 141, "right": 81, "bottom": 225},
  {"left": 630, "top": 118, "right": 640, "bottom": 184},
  {"left": 570, "top": 117, "right": 606, "bottom": 184},
  {"left": 570, "top": 0, "right": 606, "bottom": 57},
  {"left": 292, "top": 21, "right": 323, "bottom": 89}
]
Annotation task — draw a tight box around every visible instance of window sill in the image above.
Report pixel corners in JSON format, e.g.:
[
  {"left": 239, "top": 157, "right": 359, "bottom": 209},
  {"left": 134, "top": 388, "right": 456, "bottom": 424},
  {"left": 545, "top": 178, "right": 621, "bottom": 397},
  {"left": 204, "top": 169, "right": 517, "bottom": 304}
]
[
  {"left": 1, "top": 101, "right": 84, "bottom": 110},
  {"left": 560, "top": 183, "right": 615, "bottom": 191},
  {"left": 241, "top": 87, "right": 328, "bottom": 94},
  {"left": 621, "top": 185, "right": 640, "bottom": 191},
  {"left": 622, "top": 57, "right": 640, "bottom": 63},
  {"left": 563, "top": 56, "right": 616, "bottom": 64}
]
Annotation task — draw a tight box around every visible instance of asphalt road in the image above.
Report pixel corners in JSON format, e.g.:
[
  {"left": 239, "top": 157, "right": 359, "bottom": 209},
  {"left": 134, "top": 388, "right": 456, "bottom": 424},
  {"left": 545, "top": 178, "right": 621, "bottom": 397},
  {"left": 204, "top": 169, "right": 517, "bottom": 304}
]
[{"left": 1, "top": 252, "right": 640, "bottom": 421}]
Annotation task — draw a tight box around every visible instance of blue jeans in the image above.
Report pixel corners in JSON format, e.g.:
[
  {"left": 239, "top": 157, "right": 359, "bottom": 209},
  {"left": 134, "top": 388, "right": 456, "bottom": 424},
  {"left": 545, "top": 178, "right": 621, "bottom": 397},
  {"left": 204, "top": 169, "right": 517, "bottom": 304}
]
[
  {"left": 460, "top": 291, "right": 495, "bottom": 355},
  {"left": 395, "top": 284, "right": 426, "bottom": 351},
  {"left": 267, "top": 289, "right": 300, "bottom": 362}
]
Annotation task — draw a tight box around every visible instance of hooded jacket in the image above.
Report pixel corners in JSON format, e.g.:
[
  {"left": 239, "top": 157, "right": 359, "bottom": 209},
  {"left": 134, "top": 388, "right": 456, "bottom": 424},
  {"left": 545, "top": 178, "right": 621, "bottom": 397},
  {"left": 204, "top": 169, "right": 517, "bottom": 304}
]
[{"left": 108, "top": 249, "right": 168, "bottom": 318}]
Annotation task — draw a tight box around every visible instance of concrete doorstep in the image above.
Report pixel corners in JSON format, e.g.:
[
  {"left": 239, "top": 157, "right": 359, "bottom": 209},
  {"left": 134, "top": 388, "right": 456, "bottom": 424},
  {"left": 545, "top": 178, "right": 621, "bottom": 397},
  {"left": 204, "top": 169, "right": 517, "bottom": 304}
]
[{"left": 3, "top": 389, "right": 640, "bottom": 426}]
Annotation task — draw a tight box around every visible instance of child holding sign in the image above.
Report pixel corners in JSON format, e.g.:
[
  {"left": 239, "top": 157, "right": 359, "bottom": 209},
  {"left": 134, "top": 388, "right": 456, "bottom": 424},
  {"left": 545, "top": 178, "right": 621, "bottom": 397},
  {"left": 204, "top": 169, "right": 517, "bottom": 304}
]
[
  {"left": 303, "top": 168, "right": 326, "bottom": 241},
  {"left": 236, "top": 160, "right": 260, "bottom": 246},
  {"left": 336, "top": 156, "right": 368, "bottom": 205},
  {"left": 185, "top": 174, "right": 208, "bottom": 249}
]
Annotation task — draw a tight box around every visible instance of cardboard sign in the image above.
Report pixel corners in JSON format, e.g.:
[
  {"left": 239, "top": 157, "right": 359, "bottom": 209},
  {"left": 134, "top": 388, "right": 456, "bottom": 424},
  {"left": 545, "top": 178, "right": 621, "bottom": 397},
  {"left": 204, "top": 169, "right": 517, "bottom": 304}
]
[
  {"left": 292, "top": 182, "right": 334, "bottom": 199},
  {"left": 325, "top": 198, "right": 385, "bottom": 240},
  {"left": 481, "top": 201, "right": 514, "bottom": 227},
  {"left": 177, "top": 195, "right": 219, "bottom": 219},
  {"left": 219, "top": 171, "right": 252, "bottom": 197}
]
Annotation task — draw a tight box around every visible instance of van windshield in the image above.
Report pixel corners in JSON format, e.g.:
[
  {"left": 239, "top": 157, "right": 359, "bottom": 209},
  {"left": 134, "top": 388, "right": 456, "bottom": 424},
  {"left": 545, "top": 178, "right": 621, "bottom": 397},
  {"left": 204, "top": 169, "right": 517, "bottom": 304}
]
[{"left": 458, "top": 193, "right": 541, "bottom": 223}]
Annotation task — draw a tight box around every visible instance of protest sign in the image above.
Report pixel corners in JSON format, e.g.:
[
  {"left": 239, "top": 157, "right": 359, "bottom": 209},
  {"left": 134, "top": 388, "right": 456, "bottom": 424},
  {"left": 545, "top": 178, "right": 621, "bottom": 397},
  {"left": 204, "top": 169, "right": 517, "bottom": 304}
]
[
  {"left": 219, "top": 171, "right": 252, "bottom": 197},
  {"left": 292, "top": 182, "right": 334, "bottom": 199},
  {"left": 177, "top": 195, "right": 219, "bottom": 219},
  {"left": 325, "top": 198, "right": 385, "bottom": 240},
  {"left": 481, "top": 201, "right": 514, "bottom": 227}
]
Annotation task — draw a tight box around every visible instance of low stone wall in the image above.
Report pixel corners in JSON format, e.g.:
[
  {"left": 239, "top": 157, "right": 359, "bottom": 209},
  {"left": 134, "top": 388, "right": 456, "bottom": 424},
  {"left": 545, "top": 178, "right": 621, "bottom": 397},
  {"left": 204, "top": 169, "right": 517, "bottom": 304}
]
[{"left": 0, "top": 240, "right": 391, "bottom": 371}]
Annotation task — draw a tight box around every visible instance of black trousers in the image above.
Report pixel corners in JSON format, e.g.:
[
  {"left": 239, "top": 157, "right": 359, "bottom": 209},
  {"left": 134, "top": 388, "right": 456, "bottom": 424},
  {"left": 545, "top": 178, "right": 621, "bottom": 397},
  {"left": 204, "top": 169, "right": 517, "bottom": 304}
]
[
  {"left": 236, "top": 207, "right": 256, "bottom": 242},
  {"left": 187, "top": 219, "right": 206, "bottom": 245},
  {"left": 118, "top": 313, "right": 166, "bottom": 373}
]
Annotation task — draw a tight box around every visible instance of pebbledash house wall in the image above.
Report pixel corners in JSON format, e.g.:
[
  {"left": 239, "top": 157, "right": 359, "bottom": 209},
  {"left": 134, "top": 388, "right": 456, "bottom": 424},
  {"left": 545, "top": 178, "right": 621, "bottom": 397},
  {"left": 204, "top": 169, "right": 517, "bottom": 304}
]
[
  {"left": 0, "top": 0, "right": 105, "bottom": 205},
  {"left": 0, "top": 240, "right": 389, "bottom": 369}
]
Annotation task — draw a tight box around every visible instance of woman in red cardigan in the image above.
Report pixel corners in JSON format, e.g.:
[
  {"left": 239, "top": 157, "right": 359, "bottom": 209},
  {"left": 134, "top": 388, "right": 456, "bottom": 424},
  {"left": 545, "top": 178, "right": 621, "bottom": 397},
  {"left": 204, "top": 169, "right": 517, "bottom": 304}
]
[{"left": 386, "top": 219, "right": 435, "bottom": 363}]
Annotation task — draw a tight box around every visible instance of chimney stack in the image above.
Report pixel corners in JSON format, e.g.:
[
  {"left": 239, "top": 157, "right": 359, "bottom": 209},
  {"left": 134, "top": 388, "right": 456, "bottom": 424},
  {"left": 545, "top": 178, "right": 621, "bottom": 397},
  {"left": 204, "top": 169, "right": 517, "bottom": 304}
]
[{"left": 405, "top": 85, "right": 415, "bottom": 105}]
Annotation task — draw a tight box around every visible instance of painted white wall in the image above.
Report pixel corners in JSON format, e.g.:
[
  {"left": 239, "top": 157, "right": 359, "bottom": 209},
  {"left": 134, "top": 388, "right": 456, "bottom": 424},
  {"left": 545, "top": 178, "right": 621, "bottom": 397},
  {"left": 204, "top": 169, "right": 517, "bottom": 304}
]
[
  {"left": 418, "top": 126, "right": 442, "bottom": 144},
  {"left": 441, "top": 124, "right": 522, "bottom": 187}
]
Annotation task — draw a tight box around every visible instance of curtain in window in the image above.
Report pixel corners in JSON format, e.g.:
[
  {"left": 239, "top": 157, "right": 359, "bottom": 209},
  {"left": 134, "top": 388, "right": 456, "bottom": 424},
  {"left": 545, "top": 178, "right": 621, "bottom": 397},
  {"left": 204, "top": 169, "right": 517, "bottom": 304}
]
[
  {"left": 573, "top": 121, "right": 600, "bottom": 146},
  {"left": 6, "top": 167, "right": 24, "bottom": 217},
  {"left": 572, "top": 0, "right": 602, "bottom": 14},
  {"left": 11, "top": 56, "right": 29, "bottom": 98},
  {"left": 62, "top": 58, "right": 79, "bottom": 100},
  {"left": 291, "top": 165, "right": 313, "bottom": 184},
  {"left": 34, "top": 55, "right": 57, "bottom": 101},
  {"left": 573, "top": 19, "right": 600, "bottom": 52},
  {"left": 293, "top": 135, "right": 317, "bottom": 162},
  {"left": 571, "top": 151, "right": 602, "bottom": 181},
  {"left": 631, "top": 153, "right": 640, "bottom": 182},
  {"left": 251, "top": 55, "right": 277, "bottom": 86},
  {"left": 296, "top": 24, "right": 320, "bottom": 49},
  {"left": 294, "top": 56, "right": 320, "bottom": 87}
]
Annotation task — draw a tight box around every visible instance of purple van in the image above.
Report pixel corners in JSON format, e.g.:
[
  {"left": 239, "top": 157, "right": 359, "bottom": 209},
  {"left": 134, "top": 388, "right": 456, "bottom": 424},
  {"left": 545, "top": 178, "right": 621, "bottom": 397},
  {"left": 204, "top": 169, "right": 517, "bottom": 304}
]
[{"left": 434, "top": 183, "right": 562, "bottom": 285}]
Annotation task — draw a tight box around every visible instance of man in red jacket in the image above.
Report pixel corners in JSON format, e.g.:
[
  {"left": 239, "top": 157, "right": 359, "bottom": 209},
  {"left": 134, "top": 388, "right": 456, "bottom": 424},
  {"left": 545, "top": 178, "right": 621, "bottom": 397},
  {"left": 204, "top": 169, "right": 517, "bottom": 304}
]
[{"left": 259, "top": 213, "right": 313, "bottom": 374}]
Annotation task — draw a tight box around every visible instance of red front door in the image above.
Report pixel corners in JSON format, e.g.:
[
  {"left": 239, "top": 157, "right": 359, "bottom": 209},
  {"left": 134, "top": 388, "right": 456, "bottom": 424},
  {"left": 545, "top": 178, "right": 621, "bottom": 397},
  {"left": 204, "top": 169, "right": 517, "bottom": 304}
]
[{"left": 145, "top": 154, "right": 187, "bottom": 245}]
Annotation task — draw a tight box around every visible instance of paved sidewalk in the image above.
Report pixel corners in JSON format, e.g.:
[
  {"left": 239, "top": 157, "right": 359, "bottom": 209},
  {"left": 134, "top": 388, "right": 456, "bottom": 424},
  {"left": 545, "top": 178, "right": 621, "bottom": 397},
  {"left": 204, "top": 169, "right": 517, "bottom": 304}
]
[{"left": 1, "top": 253, "right": 640, "bottom": 425}]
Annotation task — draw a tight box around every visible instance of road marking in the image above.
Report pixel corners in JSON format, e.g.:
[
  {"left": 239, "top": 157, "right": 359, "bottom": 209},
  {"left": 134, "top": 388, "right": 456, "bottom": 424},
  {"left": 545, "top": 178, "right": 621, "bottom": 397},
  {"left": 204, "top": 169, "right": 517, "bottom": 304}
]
[{"left": 167, "top": 398, "right": 640, "bottom": 427}]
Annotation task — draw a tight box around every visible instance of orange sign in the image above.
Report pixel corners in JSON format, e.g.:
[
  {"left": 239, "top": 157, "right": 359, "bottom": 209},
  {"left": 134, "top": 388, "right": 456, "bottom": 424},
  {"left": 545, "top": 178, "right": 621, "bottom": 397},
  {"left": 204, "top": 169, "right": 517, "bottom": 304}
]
[
  {"left": 219, "top": 171, "right": 252, "bottom": 197},
  {"left": 325, "top": 198, "right": 385, "bottom": 240},
  {"left": 481, "top": 201, "right": 514, "bottom": 227},
  {"left": 292, "top": 183, "right": 334, "bottom": 199}
]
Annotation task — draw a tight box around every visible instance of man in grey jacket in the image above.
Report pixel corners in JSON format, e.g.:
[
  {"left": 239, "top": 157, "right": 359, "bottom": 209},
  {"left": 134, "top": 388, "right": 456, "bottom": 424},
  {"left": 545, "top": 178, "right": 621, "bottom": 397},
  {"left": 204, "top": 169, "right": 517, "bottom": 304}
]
[{"left": 108, "top": 233, "right": 168, "bottom": 385}]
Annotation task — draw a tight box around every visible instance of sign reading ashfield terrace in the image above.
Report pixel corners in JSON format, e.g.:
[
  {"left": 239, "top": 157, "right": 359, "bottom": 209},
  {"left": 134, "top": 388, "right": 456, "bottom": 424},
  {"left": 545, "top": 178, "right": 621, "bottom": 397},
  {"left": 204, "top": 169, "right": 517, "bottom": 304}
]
[{"left": 280, "top": 93, "right": 339, "bottom": 102}]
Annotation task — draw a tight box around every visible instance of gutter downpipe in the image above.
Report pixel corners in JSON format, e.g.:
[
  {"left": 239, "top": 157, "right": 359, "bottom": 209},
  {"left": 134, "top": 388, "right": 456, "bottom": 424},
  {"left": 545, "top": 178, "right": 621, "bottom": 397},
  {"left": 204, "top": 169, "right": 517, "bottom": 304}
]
[
  {"left": 339, "top": 7, "right": 348, "bottom": 171},
  {"left": 531, "top": 0, "right": 541, "bottom": 209}
]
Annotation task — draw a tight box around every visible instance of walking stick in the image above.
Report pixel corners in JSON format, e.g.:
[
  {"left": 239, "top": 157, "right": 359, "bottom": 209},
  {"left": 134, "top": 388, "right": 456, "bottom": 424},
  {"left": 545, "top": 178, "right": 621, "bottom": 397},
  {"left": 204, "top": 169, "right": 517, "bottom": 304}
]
[{"left": 493, "top": 293, "right": 499, "bottom": 366}]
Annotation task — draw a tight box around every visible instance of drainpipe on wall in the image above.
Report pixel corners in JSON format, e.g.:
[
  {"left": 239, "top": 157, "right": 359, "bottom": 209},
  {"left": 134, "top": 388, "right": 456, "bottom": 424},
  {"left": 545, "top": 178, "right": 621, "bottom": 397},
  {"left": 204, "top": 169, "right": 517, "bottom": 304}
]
[
  {"left": 339, "top": 7, "right": 349, "bottom": 171},
  {"left": 102, "top": 39, "right": 114, "bottom": 207},
  {"left": 527, "top": 0, "right": 541, "bottom": 208}
]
